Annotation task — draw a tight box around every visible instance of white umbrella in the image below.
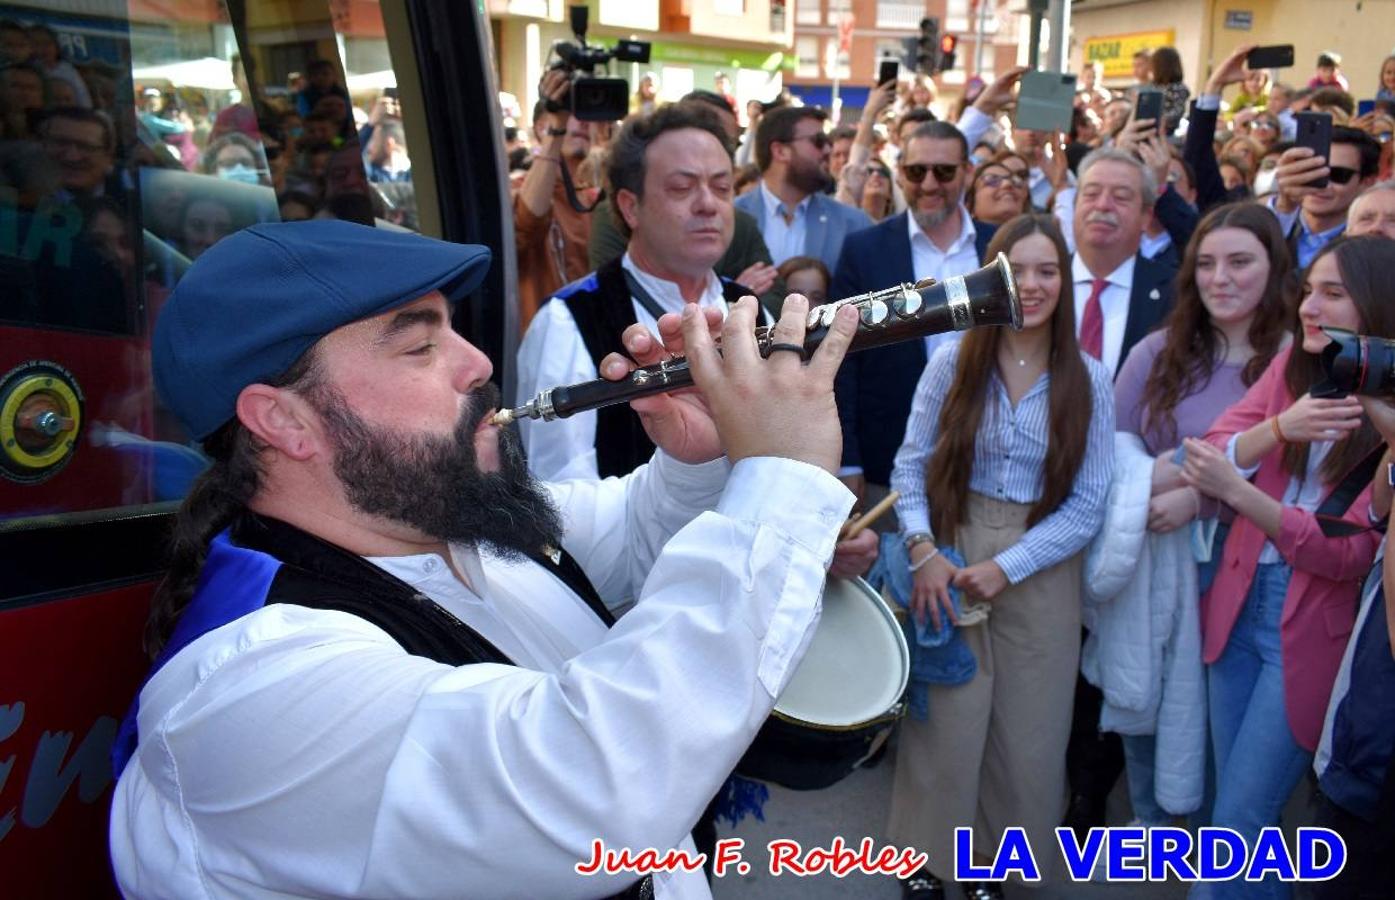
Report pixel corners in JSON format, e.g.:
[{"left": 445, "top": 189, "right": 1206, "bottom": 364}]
[{"left": 131, "top": 57, "right": 236, "bottom": 91}]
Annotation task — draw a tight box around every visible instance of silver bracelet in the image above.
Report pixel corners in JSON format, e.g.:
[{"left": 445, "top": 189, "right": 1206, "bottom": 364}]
[{"left": 908, "top": 546, "right": 939, "bottom": 573}]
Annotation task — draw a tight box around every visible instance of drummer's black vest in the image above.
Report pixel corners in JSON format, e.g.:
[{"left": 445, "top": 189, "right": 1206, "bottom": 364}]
[
  {"left": 216, "top": 514, "right": 652, "bottom": 900},
  {"left": 558, "top": 257, "right": 763, "bottom": 478}
]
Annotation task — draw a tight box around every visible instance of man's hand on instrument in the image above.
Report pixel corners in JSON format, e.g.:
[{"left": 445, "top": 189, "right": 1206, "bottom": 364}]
[
  {"left": 600, "top": 306, "right": 726, "bottom": 465},
  {"left": 829, "top": 528, "right": 879, "bottom": 579},
  {"left": 682, "top": 294, "right": 858, "bottom": 473}
]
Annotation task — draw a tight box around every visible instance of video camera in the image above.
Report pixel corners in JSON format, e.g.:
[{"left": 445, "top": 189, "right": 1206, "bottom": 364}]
[
  {"left": 1315, "top": 327, "right": 1395, "bottom": 397},
  {"left": 548, "top": 5, "right": 651, "bottom": 122}
]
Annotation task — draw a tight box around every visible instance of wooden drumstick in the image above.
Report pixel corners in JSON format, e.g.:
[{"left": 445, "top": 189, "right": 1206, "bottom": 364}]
[{"left": 838, "top": 490, "right": 900, "bottom": 540}]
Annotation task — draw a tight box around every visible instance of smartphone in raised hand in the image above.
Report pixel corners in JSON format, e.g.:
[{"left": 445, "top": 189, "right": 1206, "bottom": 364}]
[
  {"left": 1134, "top": 89, "right": 1164, "bottom": 128},
  {"left": 1245, "top": 45, "right": 1295, "bottom": 70},
  {"left": 1295, "top": 111, "right": 1334, "bottom": 188},
  {"left": 878, "top": 59, "right": 899, "bottom": 88}
]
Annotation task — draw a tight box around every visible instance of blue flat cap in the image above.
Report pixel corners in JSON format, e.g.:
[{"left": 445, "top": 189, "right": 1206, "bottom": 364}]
[{"left": 153, "top": 220, "right": 492, "bottom": 440}]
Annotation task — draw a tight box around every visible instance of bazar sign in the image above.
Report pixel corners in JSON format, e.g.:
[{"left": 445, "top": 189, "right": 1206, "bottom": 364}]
[{"left": 1084, "top": 29, "right": 1175, "bottom": 80}]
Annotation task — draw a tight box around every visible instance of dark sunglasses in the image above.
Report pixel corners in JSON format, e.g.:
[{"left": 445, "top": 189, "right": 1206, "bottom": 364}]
[
  {"left": 900, "top": 162, "right": 961, "bottom": 184},
  {"left": 1328, "top": 165, "right": 1360, "bottom": 185},
  {"left": 865, "top": 165, "right": 891, "bottom": 178},
  {"left": 785, "top": 132, "right": 831, "bottom": 150},
  {"left": 978, "top": 172, "right": 1026, "bottom": 189}
]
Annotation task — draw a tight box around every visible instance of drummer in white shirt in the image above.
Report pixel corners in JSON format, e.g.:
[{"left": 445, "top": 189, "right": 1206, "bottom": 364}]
[{"left": 109, "top": 218, "right": 862, "bottom": 899}]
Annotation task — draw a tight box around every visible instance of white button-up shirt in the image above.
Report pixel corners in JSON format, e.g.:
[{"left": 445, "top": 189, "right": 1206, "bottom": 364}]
[
  {"left": 516, "top": 253, "right": 728, "bottom": 482},
  {"left": 909, "top": 205, "right": 980, "bottom": 361},
  {"left": 1072, "top": 252, "right": 1136, "bottom": 378},
  {"left": 110, "top": 453, "right": 854, "bottom": 900},
  {"left": 758, "top": 179, "right": 812, "bottom": 266}
]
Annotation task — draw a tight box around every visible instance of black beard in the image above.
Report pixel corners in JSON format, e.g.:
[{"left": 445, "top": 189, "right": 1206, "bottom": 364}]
[
  {"left": 308, "top": 381, "right": 564, "bottom": 561},
  {"left": 790, "top": 160, "right": 834, "bottom": 196}
]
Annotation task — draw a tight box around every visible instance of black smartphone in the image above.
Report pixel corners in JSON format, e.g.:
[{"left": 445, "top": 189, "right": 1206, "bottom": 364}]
[
  {"left": 878, "top": 59, "right": 899, "bottom": 88},
  {"left": 1134, "top": 88, "right": 1164, "bottom": 125},
  {"left": 1246, "top": 44, "right": 1295, "bottom": 70},
  {"left": 1295, "top": 111, "right": 1334, "bottom": 188}
]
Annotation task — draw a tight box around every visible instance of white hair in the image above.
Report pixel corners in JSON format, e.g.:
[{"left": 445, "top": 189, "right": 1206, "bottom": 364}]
[{"left": 1077, "top": 146, "right": 1158, "bottom": 208}]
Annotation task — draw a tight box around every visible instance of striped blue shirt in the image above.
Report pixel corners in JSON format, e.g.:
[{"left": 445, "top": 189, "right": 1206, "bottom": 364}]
[{"left": 891, "top": 341, "right": 1116, "bottom": 584}]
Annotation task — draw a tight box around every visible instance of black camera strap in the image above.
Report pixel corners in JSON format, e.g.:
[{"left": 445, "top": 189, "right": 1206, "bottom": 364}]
[
  {"left": 1316, "top": 442, "right": 1388, "bottom": 537},
  {"left": 559, "top": 156, "right": 605, "bottom": 214}
]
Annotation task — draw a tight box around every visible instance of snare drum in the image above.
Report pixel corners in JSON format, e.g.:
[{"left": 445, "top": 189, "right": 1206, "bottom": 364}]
[{"left": 736, "top": 576, "right": 910, "bottom": 790}]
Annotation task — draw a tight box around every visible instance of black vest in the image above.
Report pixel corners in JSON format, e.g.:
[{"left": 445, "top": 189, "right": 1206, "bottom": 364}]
[
  {"left": 561, "top": 257, "right": 759, "bottom": 478},
  {"left": 230, "top": 513, "right": 651, "bottom": 900}
]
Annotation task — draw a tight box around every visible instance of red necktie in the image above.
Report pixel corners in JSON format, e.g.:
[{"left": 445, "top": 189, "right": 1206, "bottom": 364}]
[{"left": 1079, "top": 278, "right": 1108, "bottom": 360}]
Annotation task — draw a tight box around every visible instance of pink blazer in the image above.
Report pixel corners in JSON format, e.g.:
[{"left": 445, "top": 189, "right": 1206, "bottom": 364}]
[{"left": 1202, "top": 348, "right": 1379, "bottom": 751}]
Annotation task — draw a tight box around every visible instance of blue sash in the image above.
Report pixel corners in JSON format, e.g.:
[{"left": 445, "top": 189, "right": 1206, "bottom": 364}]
[{"left": 110, "top": 530, "right": 281, "bottom": 777}]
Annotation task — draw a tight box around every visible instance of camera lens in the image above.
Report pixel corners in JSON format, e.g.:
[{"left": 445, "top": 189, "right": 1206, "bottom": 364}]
[{"left": 1316, "top": 328, "right": 1395, "bottom": 397}]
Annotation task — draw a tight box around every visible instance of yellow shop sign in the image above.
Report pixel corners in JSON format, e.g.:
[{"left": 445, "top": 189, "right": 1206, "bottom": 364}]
[{"left": 1084, "top": 30, "right": 1176, "bottom": 80}]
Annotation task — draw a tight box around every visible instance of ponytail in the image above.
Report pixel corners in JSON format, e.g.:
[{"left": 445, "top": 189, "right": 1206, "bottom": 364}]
[{"left": 144, "top": 344, "right": 324, "bottom": 657}]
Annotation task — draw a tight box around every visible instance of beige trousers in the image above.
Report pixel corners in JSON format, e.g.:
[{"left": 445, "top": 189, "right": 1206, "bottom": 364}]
[{"left": 886, "top": 493, "right": 1082, "bottom": 885}]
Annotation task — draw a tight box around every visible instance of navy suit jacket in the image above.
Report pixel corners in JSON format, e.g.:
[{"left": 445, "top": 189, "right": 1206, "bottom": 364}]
[
  {"left": 1094, "top": 251, "right": 1179, "bottom": 380},
  {"left": 832, "top": 211, "right": 997, "bottom": 486}
]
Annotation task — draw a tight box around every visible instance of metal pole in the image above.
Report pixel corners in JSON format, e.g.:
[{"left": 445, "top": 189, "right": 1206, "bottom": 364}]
[
  {"left": 1027, "top": 0, "right": 1047, "bottom": 70},
  {"left": 973, "top": 0, "right": 989, "bottom": 75},
  {"left": 1046, "top": 0, "right": 1069, "bottom": 73}
]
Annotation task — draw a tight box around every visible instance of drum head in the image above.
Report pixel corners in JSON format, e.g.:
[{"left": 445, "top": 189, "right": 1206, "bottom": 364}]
[{"left": 773, "top": 577, "right": 910, "bottom": 728}]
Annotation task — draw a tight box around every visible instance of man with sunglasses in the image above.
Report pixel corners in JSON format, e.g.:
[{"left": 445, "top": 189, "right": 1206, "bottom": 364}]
[
  {"left": 735, "top": 105, "right": 872, "bottom": 271},
  {"left": 1270, "top": 124, "right": 1381, "bottom": 267},
  {"left": 830, "top": 120, "right": 997, "bottom": 517}
]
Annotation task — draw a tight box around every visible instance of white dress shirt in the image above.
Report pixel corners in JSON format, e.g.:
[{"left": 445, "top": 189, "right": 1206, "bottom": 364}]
[
  {"left": 1226, "top": 435, "right": 1335, "bottom": 564},
  {"left": 1071, "top": 252, "right": 1137, "bottom": 378},
  {"left": 758, "top": 179, "right": 812, "bottom": 266},
  {"left": 110, "top": 452, "right": 855, "bottom": 900},
  {"left": 908, "top": 205, "right": 979, "bottom": 361},
  {"left": 516, "top": 253, "right": 729, "bottom": 482}
]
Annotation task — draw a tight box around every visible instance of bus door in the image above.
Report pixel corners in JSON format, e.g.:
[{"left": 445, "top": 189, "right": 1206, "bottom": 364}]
[{"left": 0, "top": 0, "right": 513, "bottom": 893}]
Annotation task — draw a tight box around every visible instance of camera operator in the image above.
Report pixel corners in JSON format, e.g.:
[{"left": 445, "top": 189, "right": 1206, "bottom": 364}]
[
  {"left": 515, "top": 69, "right": 596, "bottom": 330},
  {"left": 1311, "top": 379, "right": 1395, "bottom": 900}
]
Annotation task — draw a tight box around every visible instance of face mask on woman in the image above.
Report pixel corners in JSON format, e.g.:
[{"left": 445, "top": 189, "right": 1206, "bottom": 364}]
[{"left": 217, "top": 164, "right": 261, "bottom": 185}]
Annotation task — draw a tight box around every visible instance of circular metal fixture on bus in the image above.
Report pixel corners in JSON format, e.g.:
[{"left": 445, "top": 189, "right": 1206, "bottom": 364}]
[{"left": 0, "top": 361, "right": 85, "bottom": 484}]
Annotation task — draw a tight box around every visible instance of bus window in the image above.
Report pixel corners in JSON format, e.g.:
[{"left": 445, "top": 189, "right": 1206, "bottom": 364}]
[{"left": 0, "top": 0, "right": 439, "bottom": 527}]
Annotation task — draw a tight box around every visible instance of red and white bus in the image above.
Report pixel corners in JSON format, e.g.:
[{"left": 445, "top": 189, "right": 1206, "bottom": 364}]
[{"left": 0, "top": 0, "right": 515, "bottom": 893}]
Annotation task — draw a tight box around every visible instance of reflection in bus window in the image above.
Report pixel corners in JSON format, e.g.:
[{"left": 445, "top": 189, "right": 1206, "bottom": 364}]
[{"left": 1, "top": 0, "right": 430, "bottom": 524}]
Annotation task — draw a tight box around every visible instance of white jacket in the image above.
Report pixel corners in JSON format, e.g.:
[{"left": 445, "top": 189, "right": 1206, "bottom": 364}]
[{"left": 1082, "top": 432, "right": 1207, "bottom": 816}]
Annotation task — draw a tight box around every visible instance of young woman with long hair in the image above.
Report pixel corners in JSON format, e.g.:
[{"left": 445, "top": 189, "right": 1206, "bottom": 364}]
[
  {"left": 1110, "top": 201, "right": 1292, "bottom": 827},
  {"left": 887, "top": 214, "right": 1114, "bottom": 898},
  {"left": 1181, "top": 236, "right": 1395, "bottom": 900}
]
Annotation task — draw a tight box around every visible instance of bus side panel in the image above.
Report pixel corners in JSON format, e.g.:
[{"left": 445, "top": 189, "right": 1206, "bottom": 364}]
[
  {"left": 0, "top": 582, "right": 152, "bottom": 897},
  {"left": 0, "top": 325, "right": 154, "bottom": 518}
]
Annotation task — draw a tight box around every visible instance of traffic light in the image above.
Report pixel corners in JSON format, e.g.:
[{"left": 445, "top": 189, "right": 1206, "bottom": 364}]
[
  {"left": 915, "top": 17, "right": 939, "bottom": 75},
  {"left": 938, "top": 34, "right": 958, "bottom": 73}
]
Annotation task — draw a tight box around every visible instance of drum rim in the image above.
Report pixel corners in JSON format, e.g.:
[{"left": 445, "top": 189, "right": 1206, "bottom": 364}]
[{"left": 770, "top": 575, "right": 910, "bottom": 730}]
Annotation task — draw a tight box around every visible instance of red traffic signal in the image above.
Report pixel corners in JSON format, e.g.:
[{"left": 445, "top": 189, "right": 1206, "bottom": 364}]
[{"left": 938, "top": 34, "right": 958, "bottom": 72}]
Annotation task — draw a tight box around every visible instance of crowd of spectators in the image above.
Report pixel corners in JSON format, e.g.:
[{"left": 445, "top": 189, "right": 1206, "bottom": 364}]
[
  {"left": 0, "top": 22, "right": 414, "bottom": 335},
  {"left": 506, "top": 39, "right": 1395, "bottom": 899}
]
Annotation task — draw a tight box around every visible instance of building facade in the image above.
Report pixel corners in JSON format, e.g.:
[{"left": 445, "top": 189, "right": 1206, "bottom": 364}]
[
  {"left": 788, "top": 0, "right": 1021, "bottom": 121},
  {"left": 489, "top": 0, "right": 794, "bottom": 130},
  {"left": 1066, "top": 0, "right": 1395, "bottom": 97}
]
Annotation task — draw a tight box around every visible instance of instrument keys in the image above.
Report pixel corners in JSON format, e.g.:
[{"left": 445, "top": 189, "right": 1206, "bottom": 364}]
[
  {"left": 896, "top": 286, "right": 922, "bottom": 318},
  {"left": 859, "top": 300, "right": 889, "bottom": 326}
]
